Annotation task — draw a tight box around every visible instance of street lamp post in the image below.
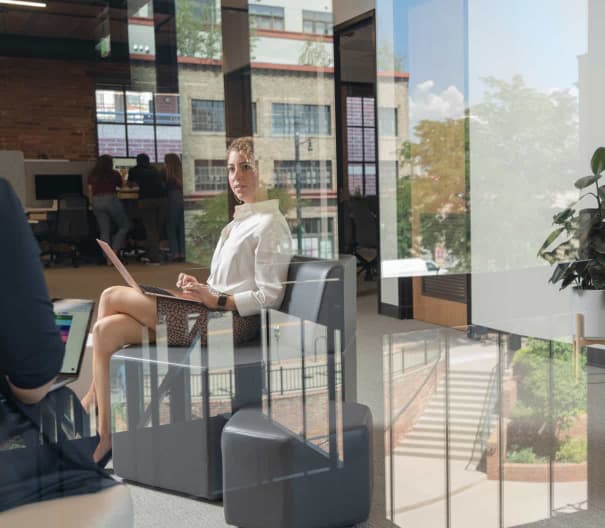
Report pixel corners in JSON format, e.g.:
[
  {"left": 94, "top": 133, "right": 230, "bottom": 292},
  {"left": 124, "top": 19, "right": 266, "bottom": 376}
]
[{"left": 294, "top": 132, "right": 303, "bottom": 253}]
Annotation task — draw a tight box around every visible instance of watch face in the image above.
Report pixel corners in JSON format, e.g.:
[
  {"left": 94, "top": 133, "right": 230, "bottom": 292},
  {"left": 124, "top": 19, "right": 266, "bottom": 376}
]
[{"left": 218, "top": 294, "right": 227, "bottom": 307}]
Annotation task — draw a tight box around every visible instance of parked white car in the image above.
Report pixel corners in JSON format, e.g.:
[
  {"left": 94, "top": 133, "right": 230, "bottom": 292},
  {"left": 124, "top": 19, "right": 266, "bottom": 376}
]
[{"left": 381, "top": 258, "right": 448, "bottom": 278}]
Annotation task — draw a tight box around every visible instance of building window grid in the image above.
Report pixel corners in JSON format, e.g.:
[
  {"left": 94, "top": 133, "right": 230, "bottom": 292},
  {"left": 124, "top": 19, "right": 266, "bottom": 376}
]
[
  {"left": 292, "top": 217, "right": 335, "bottom": 258},
  {"left": 274, "top": 160, "right": 332, "bottom": 190},
  {"left": 272, "top": 103, "right": 331, "bottom": 136},
  {"left": 95, "top": 88, "right": 181, "bottom": 161},
  {"left": 346, "top": 96, "right": 376, "bottom": 197},
  {"left": 191, "top": 99, "right": 225, "bottom": 132},
  {"left": 249, "top": 4, "right": 284, "bottom": 31},
  {"left": 302, "top": 10, "right": 333, "bottom": 35},
  {"left": 194, "top": 160, "right": 228, "bottom": 191}
]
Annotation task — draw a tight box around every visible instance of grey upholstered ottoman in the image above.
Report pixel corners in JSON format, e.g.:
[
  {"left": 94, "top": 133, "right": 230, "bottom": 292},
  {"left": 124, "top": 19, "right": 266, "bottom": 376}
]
[{"left": 221, "top": 402, "right": 372, "bottom": 528}]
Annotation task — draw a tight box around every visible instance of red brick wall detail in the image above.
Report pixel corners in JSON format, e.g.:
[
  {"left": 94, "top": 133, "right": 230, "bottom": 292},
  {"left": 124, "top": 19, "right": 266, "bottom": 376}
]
[{"left": 0, "top": 58, "right": 120, "bottom": 160}]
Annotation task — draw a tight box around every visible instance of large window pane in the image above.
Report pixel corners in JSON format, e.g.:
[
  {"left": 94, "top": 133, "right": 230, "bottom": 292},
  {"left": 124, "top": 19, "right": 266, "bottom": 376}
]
[
  {"left": 191, "top": 99, "right": 225, "bottom": 132},
  {"left": 274, "top": 160, "right": 332, "bottom": 189},
  {"left": 272, "top": 103, "right": 331, "bottom": 136},
  {"left": 126, "top": 91, "right": 154, "bottom": 124},
  {"left": 97, "top": 123, "right": 127, "bottom": 157},
  {"left": 194, "top": 159, "right": 227, "bottom": 191},
  {"left": 96, "top": 89, "right": 125, "bottom": 123}
]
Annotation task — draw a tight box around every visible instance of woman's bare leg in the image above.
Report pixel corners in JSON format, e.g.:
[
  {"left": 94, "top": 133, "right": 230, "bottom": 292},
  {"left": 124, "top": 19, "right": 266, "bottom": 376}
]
[
  {"left": 79, "top": 286, "right": 158, "bottom": 461},
  {"left": 82, "top": 286, "right": 159, "bottom": 411},
  {"left": 91, "top": 312, "right": 155, "bottom": 463}
]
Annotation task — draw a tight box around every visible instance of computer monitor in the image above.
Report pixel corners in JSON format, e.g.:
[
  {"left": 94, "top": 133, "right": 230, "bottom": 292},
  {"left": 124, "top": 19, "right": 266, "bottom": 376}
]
[
  {"left": 35, "top": 174, "right": 83, "bottom": 200},
  {"left": 112, "top": 158, "right": 137, "bottom": 182}
]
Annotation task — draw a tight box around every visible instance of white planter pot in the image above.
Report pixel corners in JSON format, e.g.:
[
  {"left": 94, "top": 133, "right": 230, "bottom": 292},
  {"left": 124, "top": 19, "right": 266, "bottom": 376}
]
[{"left": 571, "top": 288, "right": 605, "bottom": 339}]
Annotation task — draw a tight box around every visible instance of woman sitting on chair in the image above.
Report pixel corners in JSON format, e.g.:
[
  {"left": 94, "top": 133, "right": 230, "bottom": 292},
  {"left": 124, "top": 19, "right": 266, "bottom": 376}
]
[{"left": 81, "top": 137, "right": 293, "bottom": 463}]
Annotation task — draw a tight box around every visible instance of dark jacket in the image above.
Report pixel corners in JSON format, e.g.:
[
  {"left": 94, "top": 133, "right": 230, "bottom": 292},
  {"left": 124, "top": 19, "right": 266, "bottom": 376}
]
[{"left": 128, "top": 164, "right": 165, "bottom": 199}]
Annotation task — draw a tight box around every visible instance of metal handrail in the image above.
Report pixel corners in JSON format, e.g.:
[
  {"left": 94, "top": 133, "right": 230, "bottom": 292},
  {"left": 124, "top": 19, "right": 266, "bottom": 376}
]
[{"left": 465, "top": 364, "right": 499, "bottom": 470}]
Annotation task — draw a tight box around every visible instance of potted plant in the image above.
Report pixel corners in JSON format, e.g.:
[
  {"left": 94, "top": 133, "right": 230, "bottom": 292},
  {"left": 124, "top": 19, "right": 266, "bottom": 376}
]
[{"left": 538, "top": 147, "right": 605, "bottom": 337}]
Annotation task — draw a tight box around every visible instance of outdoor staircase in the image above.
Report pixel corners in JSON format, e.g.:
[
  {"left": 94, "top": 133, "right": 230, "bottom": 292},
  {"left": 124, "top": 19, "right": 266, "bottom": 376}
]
[{"left": 394, "top": 369, "right": 495, "bottom": 466}]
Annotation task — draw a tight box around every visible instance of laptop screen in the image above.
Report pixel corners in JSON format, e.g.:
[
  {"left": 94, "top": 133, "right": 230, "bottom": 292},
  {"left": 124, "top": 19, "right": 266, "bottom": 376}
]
[{"left": 53, "top": 299, "right": 94, "bottom": 375}]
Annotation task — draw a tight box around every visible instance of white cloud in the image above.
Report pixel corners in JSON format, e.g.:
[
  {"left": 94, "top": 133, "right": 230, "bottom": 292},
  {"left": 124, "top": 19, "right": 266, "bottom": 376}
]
[{"left": 409, "top": 81, "right": 465, "bottom": 129}]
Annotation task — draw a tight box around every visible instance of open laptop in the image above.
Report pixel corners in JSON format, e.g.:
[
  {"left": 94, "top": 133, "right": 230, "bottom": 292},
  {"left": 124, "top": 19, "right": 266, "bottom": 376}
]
[
  {"left": 97, "top": 238, "right": 192, "bottom": 301},
  {"left": 50, "top": 299, "right": 94, "bottom": 391}
]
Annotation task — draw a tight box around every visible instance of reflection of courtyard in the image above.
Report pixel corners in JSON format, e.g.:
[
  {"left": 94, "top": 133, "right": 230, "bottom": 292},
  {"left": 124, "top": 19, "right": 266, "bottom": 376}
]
[
  {"left": 390, "top": 451, "right": 586, "bottom": 528},
  {"left": 387, "top": 331, "right": 588, "bottom": 528}
]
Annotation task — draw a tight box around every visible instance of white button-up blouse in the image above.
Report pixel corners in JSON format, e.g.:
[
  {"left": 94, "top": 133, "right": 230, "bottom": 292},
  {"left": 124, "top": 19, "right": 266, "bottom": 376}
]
[{"left": 206, "top": 199, "right": 293, "bottom": 317}]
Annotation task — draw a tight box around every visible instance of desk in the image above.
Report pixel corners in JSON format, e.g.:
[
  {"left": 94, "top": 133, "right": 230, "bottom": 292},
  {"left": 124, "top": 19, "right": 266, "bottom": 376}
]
[
  {"left": 25, "top": 200, "right": 58, "bottom": 222},
  {"left": 117, "top": 187, "right": 139, "bottom": 200}
]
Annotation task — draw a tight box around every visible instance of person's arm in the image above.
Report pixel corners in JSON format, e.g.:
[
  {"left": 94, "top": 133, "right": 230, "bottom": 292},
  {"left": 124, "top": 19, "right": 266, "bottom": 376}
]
[
  {"left": 231, "top": 219, "right": 293, "bottom": 317},
  {"left": 0, "top": 179, "right": 64, "bottom": 403},
  {"left": 6, "top": 377, "right": 55, "bottom": 405},
  {"left": 112, "top": 170, "right": 123, "bottom": 190}
]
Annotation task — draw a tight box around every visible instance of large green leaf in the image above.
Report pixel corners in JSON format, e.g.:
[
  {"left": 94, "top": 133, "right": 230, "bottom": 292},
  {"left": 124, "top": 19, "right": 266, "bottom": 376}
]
[
  {"left": 553, "top": 208, "right": 575, "bottom": 225},
  {"left": 560, "top": 270, "right": 578, "bottom": 290},
  {"left": 549, "top": 262, "right": 570, "bottom": 283},
  {"left": 537, "top": 226, "right": 565, "bottom": 255},
  {"left": 591, "top": 147, "right": 605, "bottom": 175},
  {"left": 575, "top": 175, "right": 601, "bottom": 189}
]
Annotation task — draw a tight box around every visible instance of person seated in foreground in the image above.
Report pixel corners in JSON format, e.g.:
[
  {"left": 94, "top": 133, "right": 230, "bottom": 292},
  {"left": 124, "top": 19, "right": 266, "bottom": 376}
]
[
  {"left": 82, "top": 136, "right": 294, "bottom": 463},
  {"left": 0, "top": 178, "right": 63, "bottom": 405},
  {"left": 0, "top": 178, "right": 114, "bottom": 512}
]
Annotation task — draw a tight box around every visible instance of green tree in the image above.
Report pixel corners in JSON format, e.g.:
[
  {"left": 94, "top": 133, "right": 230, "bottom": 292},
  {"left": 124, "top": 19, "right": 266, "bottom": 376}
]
[
  {"left": 470, "top": 75, "right": 578, "bottom": 270},
  {"left": 186, "top": 192, "right": 228, "bottom": 265},
  {"left": 397, "top": 117, "right": 469, "bottom": 269},
  {"left": 397, "top": 178, "right": 412, "bottom": 259},
  {"left": 376, "top": 41, "right": 405, "bottom": 72},
  {"left": 298, "top": 39, "right": 333, "bottom": 67},
  {"left": 511, "top": 339, "right": 586, "bottom": 452},
  {"left": 175, "top": 0, "right": 222, "bottom": 59}
]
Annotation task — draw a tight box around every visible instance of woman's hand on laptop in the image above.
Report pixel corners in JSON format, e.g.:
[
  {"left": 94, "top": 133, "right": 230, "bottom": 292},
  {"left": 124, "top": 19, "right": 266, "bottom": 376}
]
[
  {"left": 176, "top": 273, "right": 198, "bottom": 290},
  {"left": 179, "top": 282, "right": 213, "bottom": 306}
]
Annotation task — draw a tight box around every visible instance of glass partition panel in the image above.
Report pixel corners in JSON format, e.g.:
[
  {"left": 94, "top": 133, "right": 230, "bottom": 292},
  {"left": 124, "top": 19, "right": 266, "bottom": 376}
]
[
  {"left": 376, "top": 0, "right": 469, "bottom": 289},
  {"left": 206, "top": 311, "right": 235, "bottom": 417},
  {"left": 248, "top": 0, "right": 337, "bottom": 258},
  {"left": 384, "top": 323, "right": 598, "bottom": 528},
  {"left": 385, "top": 328, "right": 447, "bottom": 527},
  {"left": 502, "top": 335, "right": 551, "bottom": 527},
  {"left": 448, "top": 327, "right": 499, "bottom": 528},
  {"left": 176, "top": 0, "right": 227, "bottom": 266},
  {"left": 265, "top": 309, "right": 304, "bottom": 437},
  {"left": 552, "top": 341, "right": 588, "bottom": 517},
  {"left": 302, "top": 319, "right": 330, "bottom": 453}
]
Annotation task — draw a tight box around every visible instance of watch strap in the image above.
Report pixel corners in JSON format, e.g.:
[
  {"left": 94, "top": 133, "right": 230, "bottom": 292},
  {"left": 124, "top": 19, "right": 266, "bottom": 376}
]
[{"left": 217, "top": 294, "right": 228, "bottom": 308}]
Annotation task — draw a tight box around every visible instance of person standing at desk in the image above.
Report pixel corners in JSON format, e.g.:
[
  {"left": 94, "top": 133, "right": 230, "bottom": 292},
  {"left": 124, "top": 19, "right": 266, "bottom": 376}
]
[
  {"left": 89, "top": 155, "right": 131, "bottom": 259},
  {"left": 162, "top": 153, "right": 185, "bottom": 262},
  {"left": 128, "top": 153, "right": 166, "bottom": 263}
]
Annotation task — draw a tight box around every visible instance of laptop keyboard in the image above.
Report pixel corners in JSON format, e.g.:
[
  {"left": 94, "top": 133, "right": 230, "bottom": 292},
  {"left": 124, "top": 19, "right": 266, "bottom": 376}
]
[{"left": 141, "top": 285, "right": 175, "bottom": 297}]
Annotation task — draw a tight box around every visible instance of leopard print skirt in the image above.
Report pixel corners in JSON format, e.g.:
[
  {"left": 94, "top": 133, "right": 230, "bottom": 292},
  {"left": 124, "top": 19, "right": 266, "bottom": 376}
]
[{"left": 156, "top": 297, "right": 260, "bottom": 347}]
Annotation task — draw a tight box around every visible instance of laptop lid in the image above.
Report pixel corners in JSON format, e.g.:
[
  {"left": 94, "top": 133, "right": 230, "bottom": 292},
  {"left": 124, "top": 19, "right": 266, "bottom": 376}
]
[
  {"left": 53, "top": 299, "right": 94, "bottom": 377},
  {"left": 96, "top": 238, "right": 143, "bottom": 294}
]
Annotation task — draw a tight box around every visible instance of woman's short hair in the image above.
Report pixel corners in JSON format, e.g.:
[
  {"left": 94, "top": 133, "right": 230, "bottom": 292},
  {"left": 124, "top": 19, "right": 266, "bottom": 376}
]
[{"left": 227, "top": 136, "right": 255, "bottom": 165}]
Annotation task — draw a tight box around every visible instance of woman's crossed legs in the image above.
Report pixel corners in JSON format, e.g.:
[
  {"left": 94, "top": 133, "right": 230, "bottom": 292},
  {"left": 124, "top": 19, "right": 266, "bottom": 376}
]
[{"left": 81, "top": 285, "right": 158, "bottom": 463}]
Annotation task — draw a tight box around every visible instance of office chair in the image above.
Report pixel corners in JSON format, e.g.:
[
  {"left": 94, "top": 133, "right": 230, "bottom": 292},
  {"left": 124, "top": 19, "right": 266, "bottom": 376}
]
[
  {"left": 350, "top": 196, "right": 378, "bottom": 281},
  {"left": 50, "top": 193, "right": 91, "bottom": 267}
]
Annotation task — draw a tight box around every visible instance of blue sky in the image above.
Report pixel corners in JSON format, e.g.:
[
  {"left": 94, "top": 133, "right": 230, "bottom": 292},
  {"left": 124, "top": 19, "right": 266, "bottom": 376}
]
[{"left": 376, "top": 0, "right": 587, "bottom": 126}]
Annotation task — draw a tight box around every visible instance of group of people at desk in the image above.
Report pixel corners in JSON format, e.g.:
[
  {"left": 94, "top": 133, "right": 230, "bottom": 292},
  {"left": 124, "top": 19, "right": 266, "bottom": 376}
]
[
  {"left": 89, "top": 151, "right": 185, "bottom": 263},
  {"left": 0, "top": 137, "right": 293, "bottom": 512}
]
